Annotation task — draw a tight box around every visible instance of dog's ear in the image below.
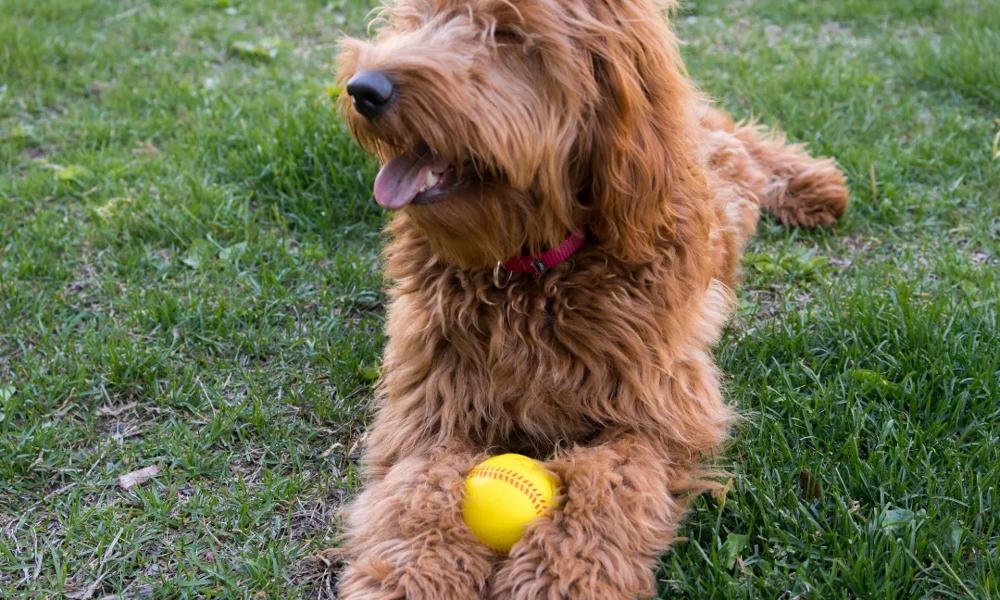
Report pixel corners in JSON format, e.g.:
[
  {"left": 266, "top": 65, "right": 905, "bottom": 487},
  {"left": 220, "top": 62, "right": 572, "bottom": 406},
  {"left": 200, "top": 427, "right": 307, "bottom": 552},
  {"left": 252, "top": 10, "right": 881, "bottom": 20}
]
[{"left": 581, "top": 0, "right": 705, "bottom": 263}]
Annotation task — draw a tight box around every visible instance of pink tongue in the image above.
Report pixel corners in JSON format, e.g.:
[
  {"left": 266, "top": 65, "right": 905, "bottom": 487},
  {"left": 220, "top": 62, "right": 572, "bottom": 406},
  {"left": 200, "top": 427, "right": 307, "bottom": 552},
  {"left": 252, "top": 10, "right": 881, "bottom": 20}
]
[{"left": 373, "top": 150, "right": 449, "bottom": 210}]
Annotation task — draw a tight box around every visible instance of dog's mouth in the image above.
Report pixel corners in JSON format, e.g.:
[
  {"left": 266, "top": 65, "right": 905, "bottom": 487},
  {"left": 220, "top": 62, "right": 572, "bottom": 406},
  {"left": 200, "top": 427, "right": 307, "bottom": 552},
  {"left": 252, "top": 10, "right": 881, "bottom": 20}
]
[{"left": 373, "top": 144, "right": 463, "bottom": 210}]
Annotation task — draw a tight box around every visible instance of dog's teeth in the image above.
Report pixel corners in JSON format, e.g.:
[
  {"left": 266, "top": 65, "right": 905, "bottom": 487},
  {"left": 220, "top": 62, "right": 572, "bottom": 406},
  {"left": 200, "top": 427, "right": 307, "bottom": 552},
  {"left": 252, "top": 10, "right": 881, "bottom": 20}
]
[{"left": 425, "top": 171, "right": 440, "bottom": 188}]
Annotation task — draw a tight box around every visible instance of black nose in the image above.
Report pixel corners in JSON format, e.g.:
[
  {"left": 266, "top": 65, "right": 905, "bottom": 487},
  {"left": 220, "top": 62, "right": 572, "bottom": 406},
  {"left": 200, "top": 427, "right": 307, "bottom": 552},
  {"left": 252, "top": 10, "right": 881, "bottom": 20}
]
[{"left": 346, "top": 71, "right": 395, "bottom": 119}]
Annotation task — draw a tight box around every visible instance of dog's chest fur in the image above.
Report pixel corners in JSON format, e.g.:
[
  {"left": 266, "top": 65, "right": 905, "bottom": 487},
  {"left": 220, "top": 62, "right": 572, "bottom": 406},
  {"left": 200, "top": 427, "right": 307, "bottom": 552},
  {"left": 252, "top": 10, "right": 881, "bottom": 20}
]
[{"left": 379, "top": 229, "right": 720, "bottom": 454}]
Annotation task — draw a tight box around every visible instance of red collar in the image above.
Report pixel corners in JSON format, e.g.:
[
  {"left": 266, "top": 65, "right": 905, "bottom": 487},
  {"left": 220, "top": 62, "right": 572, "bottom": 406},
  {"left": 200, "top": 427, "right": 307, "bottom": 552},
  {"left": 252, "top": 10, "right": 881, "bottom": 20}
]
[{"left": 493, "top": 228, "right": 586, "bottom": 287}]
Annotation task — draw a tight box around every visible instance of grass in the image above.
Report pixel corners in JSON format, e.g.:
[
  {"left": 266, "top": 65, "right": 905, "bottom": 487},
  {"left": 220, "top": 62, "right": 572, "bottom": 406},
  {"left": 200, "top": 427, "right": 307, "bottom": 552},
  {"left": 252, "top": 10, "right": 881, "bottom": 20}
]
[{"left": 0, "top": 0, "right": 997, "bottom": 597}]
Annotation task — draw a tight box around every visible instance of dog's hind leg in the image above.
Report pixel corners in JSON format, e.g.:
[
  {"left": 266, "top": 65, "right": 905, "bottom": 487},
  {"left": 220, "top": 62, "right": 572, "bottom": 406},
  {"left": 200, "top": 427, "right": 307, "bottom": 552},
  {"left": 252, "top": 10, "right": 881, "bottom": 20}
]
[{"left": 701, "top": 107, "right": 850, "bottom": 228}]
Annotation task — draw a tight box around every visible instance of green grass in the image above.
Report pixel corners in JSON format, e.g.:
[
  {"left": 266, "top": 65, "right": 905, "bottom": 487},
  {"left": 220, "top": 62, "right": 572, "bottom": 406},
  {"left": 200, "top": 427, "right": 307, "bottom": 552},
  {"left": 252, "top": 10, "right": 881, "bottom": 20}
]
[{"left": 1, "top": 0, "right": 997, "bottom": 597}]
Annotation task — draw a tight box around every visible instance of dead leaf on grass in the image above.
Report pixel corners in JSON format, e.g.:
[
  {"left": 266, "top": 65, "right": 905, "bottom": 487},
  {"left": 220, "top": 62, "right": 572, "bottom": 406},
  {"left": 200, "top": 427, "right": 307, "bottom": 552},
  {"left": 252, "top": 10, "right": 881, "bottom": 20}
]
[
  {"left": 132, "top": 141, "right": 159, "bottom": 157},
  {"left": 96, "top": 402, "right": 137, "bottom": 417},
  {"left": 118, "top": 465, "right": 160, "bottom": 490},
  {"left": 65, "top": 581, "right": 102, "bottom": 600}
]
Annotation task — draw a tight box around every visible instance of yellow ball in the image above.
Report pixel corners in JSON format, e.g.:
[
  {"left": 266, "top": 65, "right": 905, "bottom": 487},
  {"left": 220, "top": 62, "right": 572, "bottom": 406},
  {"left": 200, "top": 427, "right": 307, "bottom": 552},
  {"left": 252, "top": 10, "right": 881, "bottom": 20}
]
[{"left": 461, "top": 453, "right": 559, "bottom": 553}]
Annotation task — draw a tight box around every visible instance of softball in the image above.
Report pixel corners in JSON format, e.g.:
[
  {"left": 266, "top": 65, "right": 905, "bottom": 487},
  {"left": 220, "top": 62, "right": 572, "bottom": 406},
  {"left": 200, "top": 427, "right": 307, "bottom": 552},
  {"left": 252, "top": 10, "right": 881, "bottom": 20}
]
[{"left": 461, "top": 453, "right": 559, "bottom": 553}]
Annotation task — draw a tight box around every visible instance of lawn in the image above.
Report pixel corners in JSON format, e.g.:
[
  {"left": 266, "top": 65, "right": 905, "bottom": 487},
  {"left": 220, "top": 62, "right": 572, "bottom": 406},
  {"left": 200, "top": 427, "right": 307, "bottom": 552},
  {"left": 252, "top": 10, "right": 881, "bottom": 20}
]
[{"left": 0, "top": 0, "right": 997, "bottom": 597}]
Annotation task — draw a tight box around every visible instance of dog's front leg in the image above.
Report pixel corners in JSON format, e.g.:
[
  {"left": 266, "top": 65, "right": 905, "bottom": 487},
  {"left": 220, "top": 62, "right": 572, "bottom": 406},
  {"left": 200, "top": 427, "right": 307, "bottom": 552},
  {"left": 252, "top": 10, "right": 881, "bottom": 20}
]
[
  {"left": 490, "top": 433, "right": 689, "bottom": 600},
  {"left": 338, "top": 444, "right": 497, "bottom": 599}
]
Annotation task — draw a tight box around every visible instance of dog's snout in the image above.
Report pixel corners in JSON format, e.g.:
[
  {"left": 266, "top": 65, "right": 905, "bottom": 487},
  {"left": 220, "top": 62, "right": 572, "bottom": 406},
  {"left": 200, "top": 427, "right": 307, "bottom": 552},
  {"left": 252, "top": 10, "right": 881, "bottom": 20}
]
[{"left": 346, "top": 71, "right": 395, "bottom": 119}]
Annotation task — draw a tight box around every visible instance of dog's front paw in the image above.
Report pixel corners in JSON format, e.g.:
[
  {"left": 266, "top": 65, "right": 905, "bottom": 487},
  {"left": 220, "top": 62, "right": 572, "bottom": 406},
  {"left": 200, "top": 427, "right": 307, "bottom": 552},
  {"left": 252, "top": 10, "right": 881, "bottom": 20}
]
[
  {"left": 488, "top": 444, "right": 681, "bottom": 599},
  {"left": 338, "top": 449, "right": 497, "bottom": 599},
  {"left": 489, "top": 505, "right": 656, "bottom": 599}
]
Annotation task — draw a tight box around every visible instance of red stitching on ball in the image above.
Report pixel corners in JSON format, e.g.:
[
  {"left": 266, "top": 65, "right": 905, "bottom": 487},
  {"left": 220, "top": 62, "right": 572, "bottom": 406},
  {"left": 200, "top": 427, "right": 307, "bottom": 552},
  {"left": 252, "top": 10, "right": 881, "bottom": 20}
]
[{"left": 468, "top": 465, "right": 550, "bottom": 515}]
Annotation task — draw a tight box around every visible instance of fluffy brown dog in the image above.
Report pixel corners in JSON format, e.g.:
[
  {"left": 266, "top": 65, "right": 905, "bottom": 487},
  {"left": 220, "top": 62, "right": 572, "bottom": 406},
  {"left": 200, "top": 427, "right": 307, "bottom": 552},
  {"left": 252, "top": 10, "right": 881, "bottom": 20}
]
[{"left": 333, "top": 0, "right": 848, "bottom": 596}]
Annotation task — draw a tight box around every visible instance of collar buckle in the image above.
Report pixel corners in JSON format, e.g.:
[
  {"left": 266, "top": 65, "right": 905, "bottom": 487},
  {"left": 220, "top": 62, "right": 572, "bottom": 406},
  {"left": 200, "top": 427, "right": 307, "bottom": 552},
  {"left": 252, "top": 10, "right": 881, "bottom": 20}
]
[
  {"left": 492, "top": 227, "right": 586, "bottom": 288},
  {"left": 493, "top": 262, "right": 513, "bottom": 289}
]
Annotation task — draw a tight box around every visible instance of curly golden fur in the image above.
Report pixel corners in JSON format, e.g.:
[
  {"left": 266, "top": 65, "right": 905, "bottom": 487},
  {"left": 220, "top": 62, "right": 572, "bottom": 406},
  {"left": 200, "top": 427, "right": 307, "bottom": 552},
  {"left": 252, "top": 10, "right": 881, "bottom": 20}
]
[{"left": 333, "top": 0, "right": 848, "bottom": 596}]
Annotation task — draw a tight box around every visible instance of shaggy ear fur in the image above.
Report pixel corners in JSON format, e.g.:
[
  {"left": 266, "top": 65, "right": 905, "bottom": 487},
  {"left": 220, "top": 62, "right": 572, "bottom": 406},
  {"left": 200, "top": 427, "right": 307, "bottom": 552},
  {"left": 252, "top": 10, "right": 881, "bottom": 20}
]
[{"left": 582, "top": 0, "right": 704, "bottom": 263}]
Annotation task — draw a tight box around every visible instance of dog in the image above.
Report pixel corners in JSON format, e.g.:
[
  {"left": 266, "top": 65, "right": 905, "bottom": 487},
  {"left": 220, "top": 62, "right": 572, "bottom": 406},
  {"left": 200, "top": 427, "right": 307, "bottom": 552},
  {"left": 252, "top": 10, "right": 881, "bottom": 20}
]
[{"left": 333, "top": 0, "right": 848, "bottom": 596}]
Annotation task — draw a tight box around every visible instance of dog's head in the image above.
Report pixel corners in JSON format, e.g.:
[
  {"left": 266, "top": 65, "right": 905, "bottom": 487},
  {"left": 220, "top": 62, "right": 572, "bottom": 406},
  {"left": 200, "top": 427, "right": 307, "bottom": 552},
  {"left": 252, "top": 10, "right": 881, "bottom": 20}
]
[{"left": 338, "top": 0, "right": 701, "bottom": 268}]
